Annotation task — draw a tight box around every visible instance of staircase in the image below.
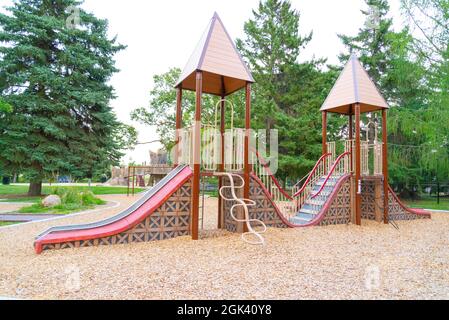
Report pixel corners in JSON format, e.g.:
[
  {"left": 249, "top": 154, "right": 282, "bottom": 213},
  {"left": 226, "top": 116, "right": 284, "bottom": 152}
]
[
  {"left": 290, "top": 173, "right": 344, "bottom": 225},
  {"left": 252, "top": 151, "right": 351, "bottom": 227}
]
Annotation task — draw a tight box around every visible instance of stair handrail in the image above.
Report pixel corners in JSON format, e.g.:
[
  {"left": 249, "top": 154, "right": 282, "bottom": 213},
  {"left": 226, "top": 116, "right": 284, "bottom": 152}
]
[
  {"left": 292, "top": 153, "right": 332, "bottom": 197},
  {"left": 251, "top": 149, "right": 294, "bottom": 200},
  {"left": 311, "top": 152, "right": 351, "bottom": 199}
]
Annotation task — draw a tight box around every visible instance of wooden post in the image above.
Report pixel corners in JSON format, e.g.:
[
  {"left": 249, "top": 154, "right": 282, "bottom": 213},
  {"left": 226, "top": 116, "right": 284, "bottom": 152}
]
[
  {"left": 243, "top": 83, "right": 251, "bottom": 232},
  {"left": 322, "top": 111, "right": 328, "bottom": 155},
  {"left": 355, "top": 104, "right": 362, "bottom": 226},
  {"left": 217, "top": 92, "right": 226, "bottom": 229},
  {"left": 349, "top": 113, "right": 353, "bottom": 172},
  {"left": 174, "top": 87, "right": 183, "bottom": 167},
  {"left": 191, "top": 71, "right": 202, "bottom": 240},
  {"left": 132, "top": 167, "right": 135, "bottom": 196},
  {"left": 127, "top": 166, "right": 130, "bottom": 196},
  {"left": 374, "top": 179, "right": 383, "bottom": 222},
  {"left": 382, "top": 109, "right": 389, "bottom": 224}
]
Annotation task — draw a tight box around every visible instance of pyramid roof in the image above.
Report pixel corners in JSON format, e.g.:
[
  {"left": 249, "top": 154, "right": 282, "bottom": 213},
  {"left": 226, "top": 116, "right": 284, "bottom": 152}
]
[
  {"left": 176, "top": 12, "right": 254, "bottom": 96},
  {"left": 321, "top": 54, "right": 389, "bottom": 114}
]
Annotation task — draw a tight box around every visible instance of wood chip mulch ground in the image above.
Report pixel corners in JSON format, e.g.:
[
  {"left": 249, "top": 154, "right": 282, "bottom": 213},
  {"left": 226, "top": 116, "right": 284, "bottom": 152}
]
[{"left": 0, "top": 195, "right": 448, "bottom": 300}]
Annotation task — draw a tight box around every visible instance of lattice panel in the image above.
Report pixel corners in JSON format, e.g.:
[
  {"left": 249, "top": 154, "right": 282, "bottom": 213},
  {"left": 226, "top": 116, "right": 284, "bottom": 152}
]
[
  {"left": 361, "top": 180, "right": 376, "bottom": 220},
  {"left": 248, "top": 178, "right": 288, "bottom": 229},
  {"left": 359, "top": 180, "right": 430, "bottom": 222},
  {"left": 319, "top": 179, "right": 352, "bottom": 226},
  {"left": 388, "top": 192, "right": 430, "bottom": 221},
  {"left": 42, "top": 180, "right": 192, "bottom": 252},
  {"left": 222, "top": 176, "right": 289, "bottom": 232},
  {"left": 222, "top": 176, "right": 239, "bottom": 233}
]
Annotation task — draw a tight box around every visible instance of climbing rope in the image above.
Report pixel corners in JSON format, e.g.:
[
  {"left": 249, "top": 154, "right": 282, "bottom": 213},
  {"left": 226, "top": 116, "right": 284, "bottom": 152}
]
[{"left": 215, "top": 172, "right": 267, "bottom": 245}]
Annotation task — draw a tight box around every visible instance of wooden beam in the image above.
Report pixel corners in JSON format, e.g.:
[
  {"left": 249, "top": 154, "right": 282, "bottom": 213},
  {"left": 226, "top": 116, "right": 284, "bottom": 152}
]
[
  {"left": 174, "top": 87, "right": 183, "bottom": 167},
  {"left": 244, "top": 83, "right": 251, "bottom": 231},
  {"left": 217, "top": 91, "right": 226, "bottom": 229},
  {"left": 349, "top": 113, "right": 353, "bottom": 172},
  {"left": 322, "top": 111, "right": 328, "bottom": 155},
  {"left": 382, "top": 109, "right": 389, "bottom": 224},
  {"left": 355, "top": 103, "right": 362, "bottom": 226},
  {"left": 191, "top": 71, "right": 202, "bottom": 240}
]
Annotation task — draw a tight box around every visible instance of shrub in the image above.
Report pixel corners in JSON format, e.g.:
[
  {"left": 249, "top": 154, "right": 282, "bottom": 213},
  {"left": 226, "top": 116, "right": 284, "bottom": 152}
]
[
  {"left": 81, "top": 191, "right": 105, "bottom": 205},
  {"left": 2, "top": 176, "right": 11, "bottom": 185},
  {"left": 20, "top": 187, "right": 105, "bottom": 214},
  {"left": 62, "top": 188, "right": 82, "bottom": 204}
]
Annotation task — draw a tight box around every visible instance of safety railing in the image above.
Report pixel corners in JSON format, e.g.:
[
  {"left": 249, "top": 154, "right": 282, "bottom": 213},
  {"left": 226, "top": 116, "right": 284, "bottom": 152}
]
[
  {"left": 373, "top": 143, "right": 383, "bottom": 175},
  {"left": 361, "top": 141, "right": 369, "bottom": 175},
  {"left": 311, "top": 152, "right": 351, "bottom": 200},
  {"left": 178, "top": 125, "right": 245, "bottom": 172},
  {"left": 291, "top": 153, "right": 332, "bottom": 210},
  {"left": 251, "top": 152, "right": 298, "bottom": 220},
  {"left": 327, "top": 141, "right": 336, "bottom": 163}
]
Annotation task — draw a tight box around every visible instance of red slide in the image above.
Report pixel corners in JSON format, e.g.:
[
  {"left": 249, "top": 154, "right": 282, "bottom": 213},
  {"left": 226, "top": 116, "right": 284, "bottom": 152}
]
[
  {"left": 34, "top": 165, "right": 193, "bottom": 254},
  {"left": 388, "top": 185, "right": 431, "bottom": 218}
]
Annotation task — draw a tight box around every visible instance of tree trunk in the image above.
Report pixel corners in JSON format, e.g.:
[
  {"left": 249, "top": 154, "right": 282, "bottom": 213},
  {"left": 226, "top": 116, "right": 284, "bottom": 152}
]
[{"left": 28, "top": 181, "right": 42, "bottom": 196}]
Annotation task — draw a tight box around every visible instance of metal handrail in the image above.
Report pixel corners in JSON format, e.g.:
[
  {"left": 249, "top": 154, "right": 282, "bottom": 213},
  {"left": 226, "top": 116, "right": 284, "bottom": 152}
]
[
  {"left": 311, "top": 152, "right": 351, "bottom": 199},
  {"left": 292, "top": 153, "right": 332, "bottom": 197}
]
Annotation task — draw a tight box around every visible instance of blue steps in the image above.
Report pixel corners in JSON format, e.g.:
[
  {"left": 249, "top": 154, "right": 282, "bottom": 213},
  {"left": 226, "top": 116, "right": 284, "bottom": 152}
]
[{"left": 290, "top": 173, "right": 344, "bottom": 226}]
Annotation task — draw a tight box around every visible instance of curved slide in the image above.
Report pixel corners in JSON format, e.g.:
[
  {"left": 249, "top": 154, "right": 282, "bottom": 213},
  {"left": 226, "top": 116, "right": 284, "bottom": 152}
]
[
  {"left": 34, "top": 165, "right": 193, "bottom": 254},
  {"left": 388, "top": 185, "right": 431, "bottom": 218}
]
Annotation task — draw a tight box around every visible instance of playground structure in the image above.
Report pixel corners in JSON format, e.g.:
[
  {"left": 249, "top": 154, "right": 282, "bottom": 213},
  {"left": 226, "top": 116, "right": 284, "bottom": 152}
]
[
  {"left": 34, "top": 13, "right": 430, "bottom": 254},
  {"left": 107, "top": 150, "right": 171, "bottom": 189}
]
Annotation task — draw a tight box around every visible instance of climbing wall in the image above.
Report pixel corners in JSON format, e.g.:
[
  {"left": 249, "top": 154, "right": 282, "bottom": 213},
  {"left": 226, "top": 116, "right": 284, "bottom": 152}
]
[{"left": 41, "top": 180, "right": 192, "bottom": 252}]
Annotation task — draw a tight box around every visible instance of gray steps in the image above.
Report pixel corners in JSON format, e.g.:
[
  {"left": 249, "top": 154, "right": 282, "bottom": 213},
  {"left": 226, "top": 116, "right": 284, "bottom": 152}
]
[
  {"left": 296, "top": 212, "right": 316, "bottom": 220},
  {"left": 290, "top": 216, "right": 313, "bottom": 225},
  {"left": 290, "top": 171, "right": 345, "bottom": 226},
  {"left": 299, "top": 208, "right": 318, "bottom": 215},
  {"left": 305, "top": 199, "right": 325, "bottom": 206}
]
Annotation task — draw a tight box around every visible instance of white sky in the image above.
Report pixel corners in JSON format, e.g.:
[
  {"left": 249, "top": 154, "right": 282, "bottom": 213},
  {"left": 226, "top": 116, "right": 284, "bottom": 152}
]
[{"left": 1, "top": 0, "right": 404, "bottom": 164}]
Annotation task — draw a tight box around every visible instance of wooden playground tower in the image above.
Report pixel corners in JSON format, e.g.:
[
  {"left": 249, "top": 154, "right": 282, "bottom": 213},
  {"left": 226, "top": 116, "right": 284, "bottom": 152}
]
[
  {"left": 173, "top": 13, "right": 404, "bottom": 239},
  {"left": 34, "top": 13, "right": 431, "bottom": 254},
  {"left": 321, "top": 54, "right": 390, "bottom": 226},
  {"left": 174, "top": 12, "right": 254, "bottom": 240}
]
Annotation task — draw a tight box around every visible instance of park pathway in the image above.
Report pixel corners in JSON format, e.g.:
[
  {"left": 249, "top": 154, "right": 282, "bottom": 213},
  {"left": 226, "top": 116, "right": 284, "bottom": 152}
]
[{"left": 0, "top": 213, "right": 62, "bottom": 222}]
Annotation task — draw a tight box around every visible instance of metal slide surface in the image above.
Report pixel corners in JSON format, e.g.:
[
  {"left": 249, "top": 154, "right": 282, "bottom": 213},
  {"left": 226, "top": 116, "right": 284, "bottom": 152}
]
[{"left": 34, "top": 165, "right": 192, "bottom": 253}]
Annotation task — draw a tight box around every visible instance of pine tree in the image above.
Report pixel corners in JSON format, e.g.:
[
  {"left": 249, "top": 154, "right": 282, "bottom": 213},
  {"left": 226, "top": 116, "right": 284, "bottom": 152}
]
[
  {"left": 338, "top": 0, "right": 448, "bottom": 191},
  {"left": 0, "top": 0, "right": 126, "bottom": 195},
  {"left": 236, "top": 0, "right": 335, "bottom": 181},
  {"left": 338, "top": 0, "right": 395, "bottom": 98}
]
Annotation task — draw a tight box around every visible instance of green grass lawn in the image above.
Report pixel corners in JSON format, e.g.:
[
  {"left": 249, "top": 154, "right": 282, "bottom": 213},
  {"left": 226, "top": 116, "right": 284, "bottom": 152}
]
[
  {"left": 0, "top": 184, "right": 145, "bottom": 197},
  {"left": 17, "top": 188, "right": 109, "bottom": 215},
  {"left": 0, "top": 196, "right": 41, "bottom": 203},
  {"left": 404, "top": 198, "right": 449, "bottom": 211},
  {"left": 18, "top": 201, "right": 106, "bottom": 215},
  {"left": 0, "top": 222, "right": 19, "bottom": 227}
]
